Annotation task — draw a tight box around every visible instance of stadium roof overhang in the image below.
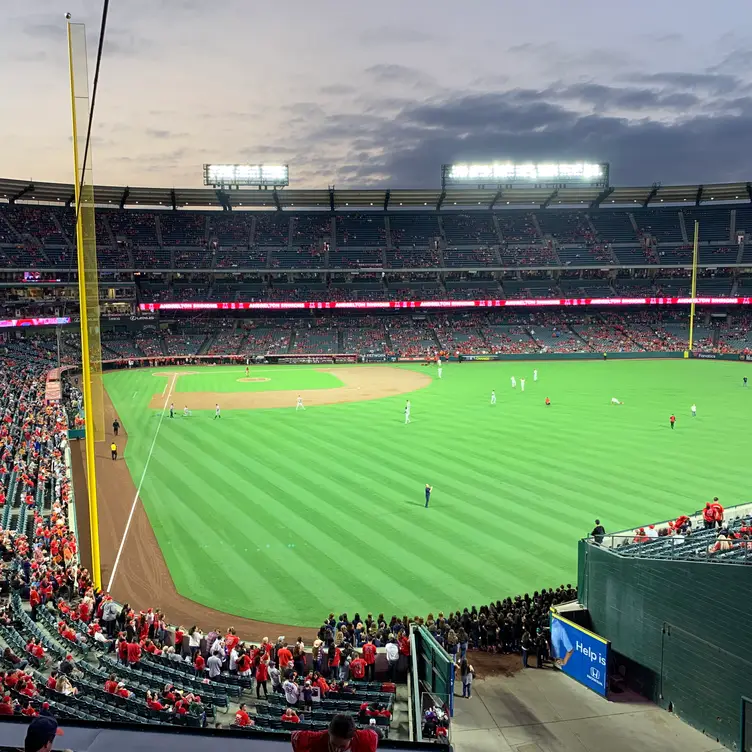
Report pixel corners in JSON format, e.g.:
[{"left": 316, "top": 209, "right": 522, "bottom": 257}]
[{"left": 1, "top": 176, "right": 752, "bottom": 210}]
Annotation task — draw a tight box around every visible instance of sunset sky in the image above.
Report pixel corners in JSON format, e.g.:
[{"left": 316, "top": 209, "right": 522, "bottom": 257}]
[{"left": 4, "top": 0, "right": 752, "bottom": 190}]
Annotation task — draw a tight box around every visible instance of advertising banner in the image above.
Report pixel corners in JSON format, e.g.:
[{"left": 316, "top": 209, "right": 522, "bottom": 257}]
[
  {"left": 103, "top": 313, "right": 158, "bottom": 325},
  {"left": 0, "top": 316, "right": 71, "bottom": 328},
  {"left": 550, "top": 610, "right": 609, "bottom": 697},
  {"left": 139, "top": 296, "right": 752, "bottom": 313}
]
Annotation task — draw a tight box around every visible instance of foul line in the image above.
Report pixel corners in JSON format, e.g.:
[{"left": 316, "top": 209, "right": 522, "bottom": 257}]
[{"left": 106, "top": 372, "right": 176, "bottom": 593}]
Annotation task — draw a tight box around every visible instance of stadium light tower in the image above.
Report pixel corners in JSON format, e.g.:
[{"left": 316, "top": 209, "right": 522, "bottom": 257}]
[
  {"left": 441, "top": 161, "right": 610, "bottom": 190},
  {"left": 203, "top": 164, "right": 290, "bottom": 190}
]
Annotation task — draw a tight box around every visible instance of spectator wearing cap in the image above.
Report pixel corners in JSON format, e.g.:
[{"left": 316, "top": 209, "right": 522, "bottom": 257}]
[
  {"left": 0, "top": 695, "right": 13, "bottom": 715},
  {"left": 25, "top": 715, "right": 63, "bottom": 752}
]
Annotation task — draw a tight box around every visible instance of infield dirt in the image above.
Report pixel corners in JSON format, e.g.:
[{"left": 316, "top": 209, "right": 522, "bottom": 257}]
[{"left": 147, "top": 366, "right": 431, "bottom": 410}]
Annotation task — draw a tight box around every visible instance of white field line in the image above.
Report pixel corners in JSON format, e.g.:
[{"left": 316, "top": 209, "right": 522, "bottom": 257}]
[{"left": 106, "top": 372, "right": 176, "bottom": 593}]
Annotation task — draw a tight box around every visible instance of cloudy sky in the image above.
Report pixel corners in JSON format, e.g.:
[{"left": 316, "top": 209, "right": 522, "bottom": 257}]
[{"left": 4, "top": 0, "right": 752, "bottom": 190}]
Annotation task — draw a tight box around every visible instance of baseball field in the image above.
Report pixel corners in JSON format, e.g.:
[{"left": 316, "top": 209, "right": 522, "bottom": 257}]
[{"left": 98, "top": 359, "right": 751, "bottom": 629}]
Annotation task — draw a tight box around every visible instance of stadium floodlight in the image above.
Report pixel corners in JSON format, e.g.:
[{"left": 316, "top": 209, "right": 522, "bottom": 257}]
[
  {"left": 203, "top": 164, "right": 289, "bottom": 188},
  {"left": 442, "top": 162, "right": 609, "bottom": 188}
]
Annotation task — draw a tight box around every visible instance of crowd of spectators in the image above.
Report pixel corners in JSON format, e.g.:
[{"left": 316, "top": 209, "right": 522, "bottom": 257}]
[{"left": 499, "top": 243, "right": 558, "bottom": 266}]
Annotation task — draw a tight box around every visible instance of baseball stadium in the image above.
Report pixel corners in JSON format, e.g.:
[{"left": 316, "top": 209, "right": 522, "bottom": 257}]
[{"left": 1, "top": 11, "right": 752, "bottom": 752}]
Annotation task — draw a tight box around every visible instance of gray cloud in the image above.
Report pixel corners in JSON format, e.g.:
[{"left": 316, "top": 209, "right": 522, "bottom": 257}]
[
  {"left": 296, "top": 82, "right": 752, "bottom": 187},
  {"left": 145, "top": 129, "right": 188, "bottom": 139},
  {"left": 554, "top": 82, "right": 701, "bottom": 111},
  {"left": 622, "top": 71, "right": 748, "bottom": 96},
  {"left": 364, "top": 64, "right": 433, "bottom": 86}
]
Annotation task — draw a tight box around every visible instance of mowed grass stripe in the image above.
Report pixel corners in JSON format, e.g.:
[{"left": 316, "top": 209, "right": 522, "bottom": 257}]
[
  {"left": 324, "top": 419, "right": 588, "bottom": 545},
  {"left": 242, "top": 418, "right": 504, "bottom": 602},
  {"left": 141, "top": 437, "right": 328, "bottom": 619},
  {"left": 157, "top": 424, "right": 428, "bottom": 619},
  {"left": 205, "top": 421, "right": 471, "bottom": 612},
  {"left": 104, "top": 361, "right": 752, "bottom": 626}
]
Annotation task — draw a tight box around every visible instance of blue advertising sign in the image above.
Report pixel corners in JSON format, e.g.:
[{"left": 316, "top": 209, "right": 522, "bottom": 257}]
[{"left": 549, "top": 609, "right": 609, "bottom": 697}]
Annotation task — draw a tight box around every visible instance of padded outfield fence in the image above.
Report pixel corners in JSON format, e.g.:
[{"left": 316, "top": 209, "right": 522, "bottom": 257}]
[{"left": 579, "top": 502, "right": 752, "bottom": 749}]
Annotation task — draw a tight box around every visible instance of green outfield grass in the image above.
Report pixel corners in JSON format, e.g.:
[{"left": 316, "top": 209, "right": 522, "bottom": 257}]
[{"left": 103, "top": 360, "right": 751, "bottom": 627}]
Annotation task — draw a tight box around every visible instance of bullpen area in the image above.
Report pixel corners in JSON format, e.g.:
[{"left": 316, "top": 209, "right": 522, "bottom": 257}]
[{"left": 91, "top": 359, "right": 750, "bottom": 631}]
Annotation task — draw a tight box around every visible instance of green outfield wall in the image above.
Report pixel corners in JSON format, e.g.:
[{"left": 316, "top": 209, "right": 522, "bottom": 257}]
[{"left": 578, "top": 541, "right": 752, "bottom": 749}]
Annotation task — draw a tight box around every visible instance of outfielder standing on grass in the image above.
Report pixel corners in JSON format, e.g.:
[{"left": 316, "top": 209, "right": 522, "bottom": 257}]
[
  {"left": 425, "top": 484, "right": 432, "bottom": 508},
  {"left": 405, "top": 400, "right": 411, "bottom": 424},
  {"left": 214, "top": 404, "right": 221, "bottom": 420},
  {"left": 296, "top": 395, "right": 305, "bottom": 411},
  {"left": 169, "top": 403, "right": 174, "bottom": 419}
]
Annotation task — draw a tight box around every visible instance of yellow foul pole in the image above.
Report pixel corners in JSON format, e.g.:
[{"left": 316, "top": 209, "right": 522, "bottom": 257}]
[
  {"left": 67, "top": 20, "right": 102, "bottom": 590},
  {"left": 688, "top": 220, "right": 700, "bottom": 353}
]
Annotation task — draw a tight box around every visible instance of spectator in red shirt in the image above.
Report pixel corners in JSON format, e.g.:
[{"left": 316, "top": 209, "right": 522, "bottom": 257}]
[
  {"left": 225, "top": 627, "right": 240, "bottom": 653},
  {"left": 29, "top": 588, "right": 40, "bottom": 621},
  {"left": 0, "top": 696, "right": 13, "bottom": 715},
  {"left": 277, "top": 642, "right": 293, "bottom": 671},
  {"left": 282, "top": 707, "right": 300, "bottom": 723},
  {"left": 235, "top": 702, "right": 253, "bottom": 727},
  {"left": 711, "top": 498, "right": 724, "bottom": 528},
  {"left": 362, "top": 639, "right": 376, "bottom": 682},
  {"left": 349, "top": 655, "right": 366, "bottom": 680},
  {"left": 146, "top": 690, "right": 166, "bottom": 711},
  {"left": 291, "top": 714, "right": 379, "bottom": 751},
  {"left": 126, "top": 640, "right": 141, "bottom": 666},
  {"left": 116, "top": 682, "right": 131, "bottom": 699},
  {"left": 194, "top": 653, "right": 206, "bottom": 672},
  {"left": 255, "top": 656, "right": 269, "bottom": 699},
  {"left": 104, "top": 674, "right": 118, "bottom": 693}
]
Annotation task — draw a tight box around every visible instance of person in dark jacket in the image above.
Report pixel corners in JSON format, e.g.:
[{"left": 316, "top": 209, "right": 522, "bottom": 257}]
[{"left": 590, "top": 519, "right": 606, "bottom": 545}]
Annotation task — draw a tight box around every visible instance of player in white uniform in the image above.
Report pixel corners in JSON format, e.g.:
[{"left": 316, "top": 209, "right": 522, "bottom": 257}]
[
  {"left": 437, "top": 358, "right": 443, "bottom": 379},
  {"left": 183, "top": 405, "right": 192, "bottom": 417},
  {"left": 520, "top": 378, "right": 525, "bottom": 392},
  {"left": 491, "top": 390, "right": 496, "bottom": 405},
  {"left": 214, "top": 404, "right": 221, "bottom": 419},
  {"left": 611, "top": 398, "right": 623, "bottom": 405},
  {"left": 533, "top": 369, "right": 538, "bottom": 382},
  {"left": 405, "top": 400, "right": 411, "bottom": 424},
  {"left": 511, "top": 376, "right": 516, "bottom": 389},
  {"left": 691, "top": 403, "right": 697, "bottom": 417},
  {"left": 296, "top": 395, "right": 305, "bottom": 411}
]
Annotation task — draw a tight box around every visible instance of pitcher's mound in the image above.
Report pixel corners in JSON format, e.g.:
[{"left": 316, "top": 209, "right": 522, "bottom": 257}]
[{"left": 237, "top": 377, "right": 271, "bottom": 383}]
